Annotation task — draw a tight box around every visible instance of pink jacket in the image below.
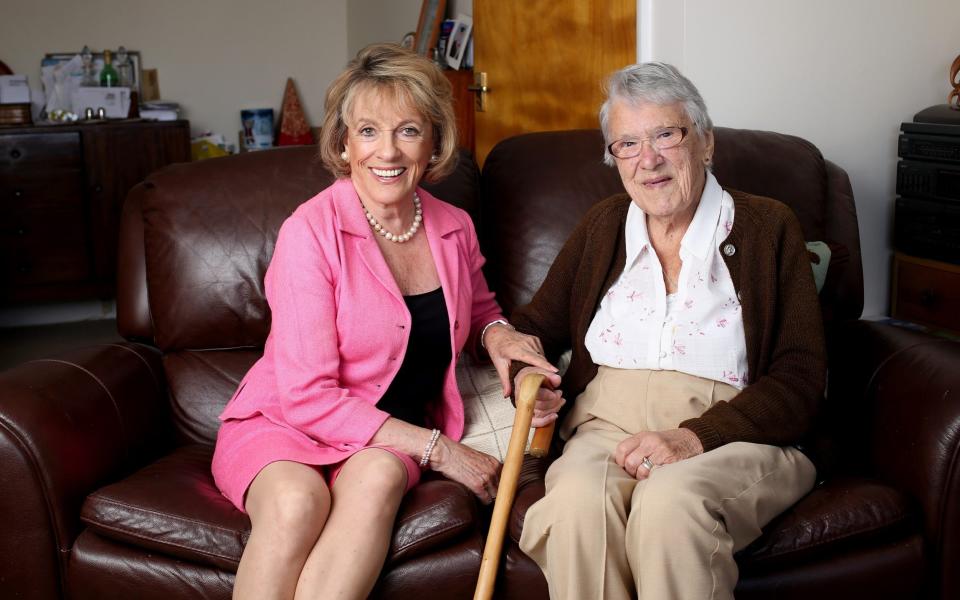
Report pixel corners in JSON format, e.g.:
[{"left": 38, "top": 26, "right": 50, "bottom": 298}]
[{"left": 219, "top": 178, "right": 503, "bottom": 461}]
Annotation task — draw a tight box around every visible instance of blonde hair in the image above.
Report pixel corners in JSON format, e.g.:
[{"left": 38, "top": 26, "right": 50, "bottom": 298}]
[{"left": 318, "top": 43, "right": 458, "bottom": 182}]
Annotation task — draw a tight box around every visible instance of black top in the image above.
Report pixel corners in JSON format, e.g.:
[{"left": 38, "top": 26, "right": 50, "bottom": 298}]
[{"left": 377, "top": 287, "right": 451, "bottom": 427}]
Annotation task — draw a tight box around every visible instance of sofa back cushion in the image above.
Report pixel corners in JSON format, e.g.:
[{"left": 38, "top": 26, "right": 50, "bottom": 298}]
[
  {"left": 479, "top": 128, "right": 860, "bottom": 319},
  {"left": 120, "top": 146, "right": 480, "bottom": 352}
]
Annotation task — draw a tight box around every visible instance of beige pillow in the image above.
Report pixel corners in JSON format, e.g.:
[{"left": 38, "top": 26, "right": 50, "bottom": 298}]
[
  {"left": 456, "top": 353, "right": 526, "bottom": 462},
  {"left": 806, "top": 241, "right": 832, "bottom": 293},
  {"left": 457, "top": 350, "right": 571, "bottom": 462}
]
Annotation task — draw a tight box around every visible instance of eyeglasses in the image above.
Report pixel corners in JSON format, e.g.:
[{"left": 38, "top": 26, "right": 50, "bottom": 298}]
[
  {"left": 348, "top": 125, "right": 425, "bottom": 144},
  {"left": 607, "top": 126, "right": 688, "bottom": 159}
]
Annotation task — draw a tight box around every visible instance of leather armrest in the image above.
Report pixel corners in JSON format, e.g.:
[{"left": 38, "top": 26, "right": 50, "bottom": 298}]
[
  {"left": 827, "top": 320, "right": 960, "bottom": 598},
  {"left": 0, "top": 342, "right": 170, "bottom": 596}
]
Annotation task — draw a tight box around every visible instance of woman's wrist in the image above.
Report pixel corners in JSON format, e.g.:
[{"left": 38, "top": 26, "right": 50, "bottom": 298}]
[
  {"left": 480, "top": 319, "right": 513, "bottom": 350},
  {"left": 428, "top": 434, "right": 450, "bottom": 470},
  {"left": 419, "top": 428, "right": 441, "bottom": 469}
]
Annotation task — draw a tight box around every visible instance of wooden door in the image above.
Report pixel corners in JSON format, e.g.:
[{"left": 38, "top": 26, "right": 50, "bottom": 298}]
[{"left": 472, "top": 0, "right": 636, "bottom": 165}]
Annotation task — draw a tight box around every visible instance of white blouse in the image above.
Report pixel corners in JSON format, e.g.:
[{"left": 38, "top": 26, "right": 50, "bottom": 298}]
[{"left": 584, "top": 172, "right": 749, "bottom": 389}]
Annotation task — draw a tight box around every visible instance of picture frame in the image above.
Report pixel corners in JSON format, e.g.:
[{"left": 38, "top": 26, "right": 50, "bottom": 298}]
[
  {"left": 445, "top": 15, "right": 473, "bottom": 71},
  {"left": 413, "top": 0, "right": 447, "bottom": 57},
  {"left": 42, "top": 50, "right": 143, "bottom": 96}
]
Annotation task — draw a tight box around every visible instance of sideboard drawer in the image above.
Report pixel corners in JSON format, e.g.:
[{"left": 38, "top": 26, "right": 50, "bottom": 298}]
[
  {"left": 0, "top": 202, "right": 90, "bottom": 286},
  {"left": 892, "top": 253, "right": 960, "bottom": 332},
  {"left": 2, "top": 170, "right": 85, "bottom": 211},
  {"left": 0, "top": 131, "right": 81, "bottom": 173}
]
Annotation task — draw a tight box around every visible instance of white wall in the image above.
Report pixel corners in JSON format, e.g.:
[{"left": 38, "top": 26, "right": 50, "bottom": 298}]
[
  {"left": 640, "top": 0, "right": 960, "bottom": 318},
  {"left": 347, "top": 0, "right": 422, "bottom": 56},
  {"left": 0, "top": 0, "right": 348, "bottom": 141}
]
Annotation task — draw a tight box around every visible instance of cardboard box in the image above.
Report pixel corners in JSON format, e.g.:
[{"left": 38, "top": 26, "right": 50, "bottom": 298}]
[
  {"left": 0, "top": 75, "right": 30, "bottom": 104},
  {"left": 73, "top": 86, "right": 131, "bottom": 118}
]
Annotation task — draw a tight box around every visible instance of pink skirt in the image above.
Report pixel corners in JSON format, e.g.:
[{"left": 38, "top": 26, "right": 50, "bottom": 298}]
[{"left": 212, "top": 413, "right": 422, "bottom": 512}]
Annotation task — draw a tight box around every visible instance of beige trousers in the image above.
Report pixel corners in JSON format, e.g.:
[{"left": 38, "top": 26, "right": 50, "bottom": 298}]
[{"left": 519, "top": 368, "right": 816, "bottom": 600}]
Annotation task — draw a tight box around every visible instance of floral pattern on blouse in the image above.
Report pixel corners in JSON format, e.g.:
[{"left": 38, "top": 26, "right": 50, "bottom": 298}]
[{"left": 585, "top": 172, "right": 749, "bottom": 389}]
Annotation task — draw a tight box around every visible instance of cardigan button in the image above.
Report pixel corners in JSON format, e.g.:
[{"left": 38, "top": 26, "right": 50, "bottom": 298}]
[
  {"left": 454, "top": 320, "right": 460, "bottom": 330},
  {"left": 723, "top": 243, "right": 736, "bottom": 256}
]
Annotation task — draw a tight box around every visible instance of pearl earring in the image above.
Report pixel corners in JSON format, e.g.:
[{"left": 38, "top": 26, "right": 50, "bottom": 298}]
[
  {"left": 429, "top": 154, "right": 439, "bottom": 163},
  {"left": 341, "top": 151, "right": 348, "bottom": 160}
]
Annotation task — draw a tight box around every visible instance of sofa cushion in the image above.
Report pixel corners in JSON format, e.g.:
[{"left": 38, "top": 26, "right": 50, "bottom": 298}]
[
  {"left": 458, "top": 351, "right": 571, "bottom": 461},
  {"left": 712, "top": 127, "right": 828, "bottom": 242},
  {"left": 458, "top": 353, "right": 521, "bottom": 462},
  {"left": 737, "top": 476, "right": 915, "bottom": 571},
  {"left": 80, "top": 445, "right": 480, "bottom": 571},
  {"left": 163, "top": 350, "right": 260, "bottom": 444}
]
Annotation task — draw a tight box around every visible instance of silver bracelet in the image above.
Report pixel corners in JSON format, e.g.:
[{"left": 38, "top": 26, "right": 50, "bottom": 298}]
[
  {"left": 480, "top": 319, "right": 513, "bottom": 349},
  {"left": 420, "top": 428, "right": 441, "bottom": 469}
]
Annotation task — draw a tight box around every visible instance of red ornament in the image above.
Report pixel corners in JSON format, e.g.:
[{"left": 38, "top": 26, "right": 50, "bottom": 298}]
[{"left": 277, "top": 78, "right": 314, "bottom": 146}]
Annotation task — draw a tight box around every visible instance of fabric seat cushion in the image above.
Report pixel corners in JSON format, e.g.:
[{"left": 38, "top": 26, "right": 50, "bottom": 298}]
[{"left": 80, "top": 445, "right": 480, "bottom": 571}]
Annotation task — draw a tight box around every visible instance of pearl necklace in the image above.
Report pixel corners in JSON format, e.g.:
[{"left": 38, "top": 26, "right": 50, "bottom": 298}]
[{"left": 362, "top": 193, "right": 423, "bottom": 243}]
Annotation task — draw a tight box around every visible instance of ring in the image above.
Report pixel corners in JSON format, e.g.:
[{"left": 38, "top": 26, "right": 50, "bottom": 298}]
[{"left": 641, "top": 457, "right": 654, "bottom": 471}]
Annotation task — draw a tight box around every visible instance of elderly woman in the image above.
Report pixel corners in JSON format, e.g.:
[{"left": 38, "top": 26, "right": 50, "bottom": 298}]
[
  {"left": 211, "top": 44, "right": 553, "bottom": 599},
  {"left": 513, "top": 62, "right": 824, "bottom": 599}
]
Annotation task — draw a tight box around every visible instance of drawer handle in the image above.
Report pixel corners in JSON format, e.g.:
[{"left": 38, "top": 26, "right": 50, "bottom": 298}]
[
  {"left": 920, "top": 289, "right": 936, "bottom": 306},
  {"left": 10, "top": 148, "right": 21, "bottom": 159}
]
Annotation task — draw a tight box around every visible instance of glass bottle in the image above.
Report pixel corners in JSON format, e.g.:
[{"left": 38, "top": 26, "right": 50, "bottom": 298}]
[
  {"left": 100, "top": 50, "right": 119, "bottom": 87},
  {"left": 81, "top": 45, "right": 97, "bottom": 86},
  {"left": 116, "top": 46, "right": 134, "bottom": 88}
]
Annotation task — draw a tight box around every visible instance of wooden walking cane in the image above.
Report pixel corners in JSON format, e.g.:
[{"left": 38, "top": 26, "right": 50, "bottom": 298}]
[{"left": 474, "top": 373, "right": 556, "bottom": 600}]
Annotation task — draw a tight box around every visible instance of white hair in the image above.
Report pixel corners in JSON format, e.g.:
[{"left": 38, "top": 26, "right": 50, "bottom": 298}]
[{"left": 599, "top": 62, "right": 713, "bottom": 166}]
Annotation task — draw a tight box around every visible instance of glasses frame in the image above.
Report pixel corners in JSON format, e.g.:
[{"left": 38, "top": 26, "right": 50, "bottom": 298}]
[{"left": 607, "top": 126, "right": 689, "bottom": 159}]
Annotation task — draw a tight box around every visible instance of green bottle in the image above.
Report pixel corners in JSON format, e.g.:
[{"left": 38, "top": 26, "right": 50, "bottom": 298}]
[{"left": 100, "top": 50, "right": 119, "bottom": 87}]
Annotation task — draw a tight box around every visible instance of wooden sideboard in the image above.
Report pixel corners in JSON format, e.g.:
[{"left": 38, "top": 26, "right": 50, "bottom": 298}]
[
  {"left": 891, "top": 252, "right": 960, "bottom": 334},
  {"left": 0, "top": 119, "right": 190, "bottom": 304}
]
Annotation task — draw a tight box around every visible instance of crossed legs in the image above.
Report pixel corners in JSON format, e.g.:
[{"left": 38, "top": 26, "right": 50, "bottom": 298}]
[{"left": 234, "top": 449, "right": 408, "bottom": 600}]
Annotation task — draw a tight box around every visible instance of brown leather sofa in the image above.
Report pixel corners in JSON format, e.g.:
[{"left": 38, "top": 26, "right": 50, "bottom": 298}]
[{"left": 0, "top": 128, "right": 957, "bottom": 600}]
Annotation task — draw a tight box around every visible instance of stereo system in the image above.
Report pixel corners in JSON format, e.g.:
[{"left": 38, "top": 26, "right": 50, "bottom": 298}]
[{"left": 894, "top": 106, "right": 960, "bottom": 264}]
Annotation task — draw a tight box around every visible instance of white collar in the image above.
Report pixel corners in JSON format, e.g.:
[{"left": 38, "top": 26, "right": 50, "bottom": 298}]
[{"left": 625, "top": 170, "right": 724, "bottom": 266}]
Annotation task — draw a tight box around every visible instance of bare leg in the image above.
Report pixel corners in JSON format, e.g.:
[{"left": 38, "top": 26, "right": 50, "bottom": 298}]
[
  {"left": 234, "top": 461, "right": 331, "bottom": 600},
  {"left": 295, "top": 448, "right": 408, "bottom": 600}
]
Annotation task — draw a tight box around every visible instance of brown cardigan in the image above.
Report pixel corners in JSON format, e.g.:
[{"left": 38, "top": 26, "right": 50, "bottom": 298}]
[{"left": 510, "top": 190, "right": 826, "bottom": 451}]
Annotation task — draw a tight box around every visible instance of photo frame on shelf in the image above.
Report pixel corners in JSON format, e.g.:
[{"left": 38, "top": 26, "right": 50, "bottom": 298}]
[
  {"left": 445, "top": 15, "right": 473, "bottom": 71},
  {"left": 413, "top": 0, "right": 447, "bottom": 57},
  {"left": 42, "top": 50, "right": 143, "bottom": 96}
]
